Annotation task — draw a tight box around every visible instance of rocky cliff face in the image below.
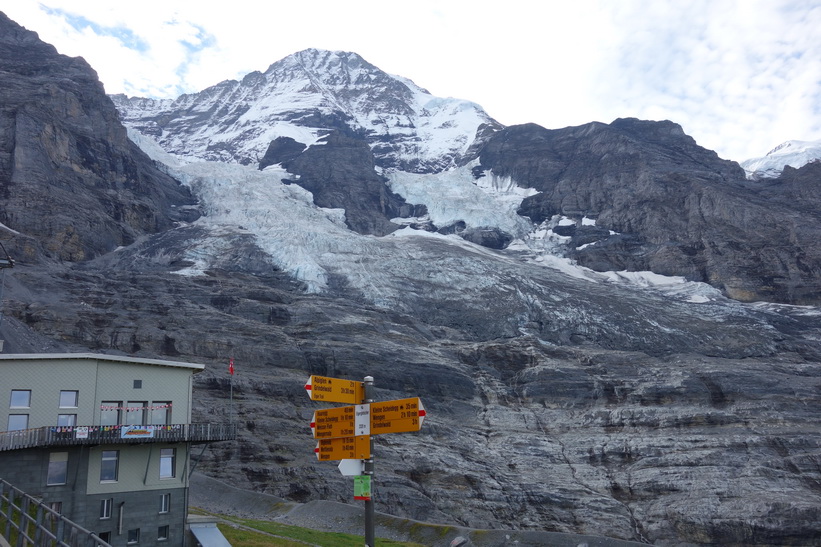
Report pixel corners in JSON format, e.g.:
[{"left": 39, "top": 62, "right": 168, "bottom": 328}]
[
  {"left": 0, "top": 12, "right": 199, "bottom": 265},
  {"left": 2, "top": 12, "right": 821, "bottom": 546},
  {"left": 474, "top": 120, "right": 821, "bottom": 304}
]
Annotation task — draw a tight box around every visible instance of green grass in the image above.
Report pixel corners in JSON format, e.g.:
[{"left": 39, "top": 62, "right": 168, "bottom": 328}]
[{"left": 193, "top": 508, "right": 425, "bottom": 547}]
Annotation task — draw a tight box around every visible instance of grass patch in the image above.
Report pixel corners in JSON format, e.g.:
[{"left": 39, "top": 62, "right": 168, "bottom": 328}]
[{"left": 194, "top": 508, "right": 425, "bottom": 547}]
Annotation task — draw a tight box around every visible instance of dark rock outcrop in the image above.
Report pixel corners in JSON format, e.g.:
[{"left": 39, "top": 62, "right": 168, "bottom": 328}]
[
  {"left": 0, "top": 12, "right": 199, "bottom": 264},
  {"left": 258, "top": 136, "right": 306, "bottom": 170},
  {"left": 280, "top": 131, "right": 412, "bottom": 236},
  {"left": 475, "top": 120, "right": 821, "bottom": 304}
]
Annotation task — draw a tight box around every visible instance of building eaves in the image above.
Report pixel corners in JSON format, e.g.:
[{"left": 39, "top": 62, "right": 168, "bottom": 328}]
[{"left": 0, "top": 353, "right": 206, "bottom": 372}]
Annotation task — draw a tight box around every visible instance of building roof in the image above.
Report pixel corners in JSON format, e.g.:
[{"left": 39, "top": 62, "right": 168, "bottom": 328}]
[{"left": 0, "top": 353, "right": 206, "bottom": 372}]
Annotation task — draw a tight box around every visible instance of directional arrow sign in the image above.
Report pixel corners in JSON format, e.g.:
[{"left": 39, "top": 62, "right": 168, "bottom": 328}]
[
  {"left": 311, "top": 404, "right": 370, "bottom": 439},
  {"left": 305, "top": 375, "right": 364, "bottom": 404},
  {"left": 369, "top": 397, "right": 426, "bottom": 435},
  {"left": 311, "top": 406, "right": 356, "bottom": 439},
  {"left": 338, "top": 459, "right": 365, "bottom": 476},
  {"left": 315, "top": 435, "right": 371, "bottom": 461}
]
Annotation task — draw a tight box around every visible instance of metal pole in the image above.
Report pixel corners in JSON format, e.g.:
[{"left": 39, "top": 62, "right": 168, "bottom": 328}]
[{"left": 363, "top": 375, "right": 375, "bottom": 547}]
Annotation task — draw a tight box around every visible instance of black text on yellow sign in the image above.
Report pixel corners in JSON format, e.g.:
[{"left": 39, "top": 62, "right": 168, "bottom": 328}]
[
  {"left": 370, "top": 397, "right": 426, "bottom": 435},
  {"left": 311, "top": 405, "right": 355, "bottom": 439},
  {"left": 315, "top": 435, "right": 371, "bottom": 461},
  {"left": 305, "top": 375, "right": 364, "bottom": 404},
  {"left": 311, "top": 404, "right": 370, "bottom": 438}
]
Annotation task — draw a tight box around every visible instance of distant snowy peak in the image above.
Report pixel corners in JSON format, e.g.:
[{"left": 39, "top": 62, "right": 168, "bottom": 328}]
[
  {"left": 740, "top": 138, "right": 821, "bottom": 179},
  {"left": 111, "top": 48, "right": 502, "bottom": 173}
]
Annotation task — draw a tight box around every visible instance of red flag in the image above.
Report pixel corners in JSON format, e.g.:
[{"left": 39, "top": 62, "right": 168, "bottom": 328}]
[{"left": 229, "top": 358, "right": 234, "bottom": 375}]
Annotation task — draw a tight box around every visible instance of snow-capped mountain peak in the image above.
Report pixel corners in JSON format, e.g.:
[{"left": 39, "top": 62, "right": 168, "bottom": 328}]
[
  {"left": 111, "top": 48, "right": 501, "bottom": 173},
  {"left": 740, "top": 138, "right": 821, "bottom": 179}
]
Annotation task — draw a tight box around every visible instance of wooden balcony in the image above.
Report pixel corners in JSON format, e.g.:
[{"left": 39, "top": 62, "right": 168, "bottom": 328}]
[{"left": 0, "top": 423, "right": 236, "bottom": 452}]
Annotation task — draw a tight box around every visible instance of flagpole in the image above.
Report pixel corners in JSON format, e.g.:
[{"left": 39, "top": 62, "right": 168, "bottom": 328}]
[{"left": 229, "top": 357, "right": 234, "bottom": 426}]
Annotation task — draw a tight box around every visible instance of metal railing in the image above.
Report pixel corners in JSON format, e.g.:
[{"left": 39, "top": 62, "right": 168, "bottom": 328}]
[
  {"left": 0, "top": 479, "right": 110, "bottom": 547},
  {"left": 0, "top": 423, "right": 236, "bottom": 452}
]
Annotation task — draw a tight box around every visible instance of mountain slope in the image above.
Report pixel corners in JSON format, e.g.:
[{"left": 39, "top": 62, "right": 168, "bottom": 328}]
[
  {"left": 741, "top": 138, "right": 821, "bottom": 179},
  {"left": 114, "top": 52, "right": 821, "bottom": 305},
  {"left": 2, "top": 13, "right": 821, "bottom": 546}
]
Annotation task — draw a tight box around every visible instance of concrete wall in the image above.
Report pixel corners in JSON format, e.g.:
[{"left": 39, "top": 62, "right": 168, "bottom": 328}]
[
  {"left": 82, "top": 485, "right": 189, "bottom": 547},
  {"left": 0, "top": 359, "right": 97, "bottom": 428},
  {"left": 95, "top": 362, "right": 193, "bottom": 425},
  {"left": 86, "top": 443, "right": 189, "bottom": 495}
]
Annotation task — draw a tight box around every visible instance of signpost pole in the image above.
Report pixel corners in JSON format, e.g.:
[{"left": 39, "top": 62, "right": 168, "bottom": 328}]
[{"left": 363, "top": 375, "right": 375, "bottom": 547}]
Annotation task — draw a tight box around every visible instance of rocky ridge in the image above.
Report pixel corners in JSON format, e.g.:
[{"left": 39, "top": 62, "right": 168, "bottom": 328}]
[
  {"left": 2, "top": 12, "right": 821, "bottom": 546},
  {"left": 473, "top": 121, "right": 821, "bottom": 304}
]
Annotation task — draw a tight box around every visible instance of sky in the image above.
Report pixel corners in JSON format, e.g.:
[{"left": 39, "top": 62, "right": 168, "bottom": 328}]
[{"left": 3, "top": 0, "right": 821, "bottom": 162}]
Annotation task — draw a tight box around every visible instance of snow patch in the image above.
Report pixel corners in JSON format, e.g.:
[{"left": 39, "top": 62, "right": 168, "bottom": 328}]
[{"left": 741, "top": 138, "right": 821, "bottom": 179}]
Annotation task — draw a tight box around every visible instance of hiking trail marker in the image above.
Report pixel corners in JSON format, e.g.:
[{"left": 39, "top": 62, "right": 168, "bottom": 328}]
[
  {"left": 305, "top": 375, "right": 364, "bottom": 404},
  {"left": 305, "top": 374, "right": 427, "bottom": 547}
]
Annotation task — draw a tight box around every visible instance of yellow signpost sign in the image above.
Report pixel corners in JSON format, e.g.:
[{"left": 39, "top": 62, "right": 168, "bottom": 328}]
[
  {"left": 315, "top": 435, "right": 371, "bottom": 461},
  {"left": 370, "top": 397, "right": 426, "bottom": 435},
  {"left": 305, "top": 375, "right": 364, "bottom": 404},
  {"left": 311, "top": 406, "right": 356, "bottom": 438},
  {"left": 305, "top": 375, "right": 428, "bottom": 547}
]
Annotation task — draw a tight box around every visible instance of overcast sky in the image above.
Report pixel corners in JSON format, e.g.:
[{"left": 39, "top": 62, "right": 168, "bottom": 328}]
[{"left": 4, "top": 0, "right": 820, "bottom": 162}]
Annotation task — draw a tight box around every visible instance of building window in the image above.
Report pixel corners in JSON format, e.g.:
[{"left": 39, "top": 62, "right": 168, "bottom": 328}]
[
  {"left": 159, "top": 493, "right": 170, "bottom": 514},
  {"left": 100, "top": 450, "right": 119, "bottom": 482},
  {"left": 59, "top": 390, "right": 79, "bottom": 408},
  {"left": 150, "top": 402, "right": 171, "bottom": 425},
  {"left": 47, "top": 452, "right": 68, "bottom": 486},
  {"left": 100, "top": 401, "right": 121, "bottom": 426},
  {"left": 127, "top": 528, "right": 140, "bottom": 544},
  {"left": 125, "top": 401, "right": 146, "bottom": 425},
  {"left": 133, "top": 380, "right": 142, "bottom": 389},
  {"left": 98, "top": 532, "right": 111, "bottom": 543},
  {"left": 7, "top": 414, "right": 28, "bottom": 431},
  {"left": 159, "top": 448, "right": 176, "bottom": 479},
  {"left": 9, "top": 389, "right": 31, "bottom": 408},
  {"left": 57, "top": 414, "right": 77, "bottom": 427},
  {"left": 157, "top": 525, "right": 169, "bottom": 541},
  {"left": 100, "top": 498, "right": 113, "bottom": 519}
]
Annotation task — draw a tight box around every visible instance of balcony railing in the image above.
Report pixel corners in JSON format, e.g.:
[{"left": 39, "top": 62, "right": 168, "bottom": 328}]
[{"left": 0, "top": 423, "right": 236, "bottom": 452}]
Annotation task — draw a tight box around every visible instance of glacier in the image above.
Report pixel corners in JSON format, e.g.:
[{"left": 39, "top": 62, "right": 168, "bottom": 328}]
[{"left": 130, "top": 124, "right": 723, "bottom": 309}]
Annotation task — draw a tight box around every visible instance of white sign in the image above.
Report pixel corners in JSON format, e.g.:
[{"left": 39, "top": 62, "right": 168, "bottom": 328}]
[
  {"left": 337, "top": 459, "right": 365, "bottom": 476},
  {"left": 74, "top": 426, "right": 89, "bottom": 439},
  {"left": 355, "top": 404, "right": 370, "bottom": 436}
]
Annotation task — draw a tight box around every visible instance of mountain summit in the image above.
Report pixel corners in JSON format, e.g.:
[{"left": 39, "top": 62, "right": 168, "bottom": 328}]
[{"left": 112, "top": 48, "right": 501, "bottom": 173}]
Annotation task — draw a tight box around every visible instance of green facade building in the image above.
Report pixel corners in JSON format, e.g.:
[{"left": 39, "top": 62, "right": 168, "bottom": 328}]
[{"left": 0, "top": 353, "right": 235, "bottom": 546}]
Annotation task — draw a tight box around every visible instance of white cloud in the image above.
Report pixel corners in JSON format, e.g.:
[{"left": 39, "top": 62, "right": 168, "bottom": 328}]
[{"left": 4, "top": 0, "right": 820, "bottom": 162}]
